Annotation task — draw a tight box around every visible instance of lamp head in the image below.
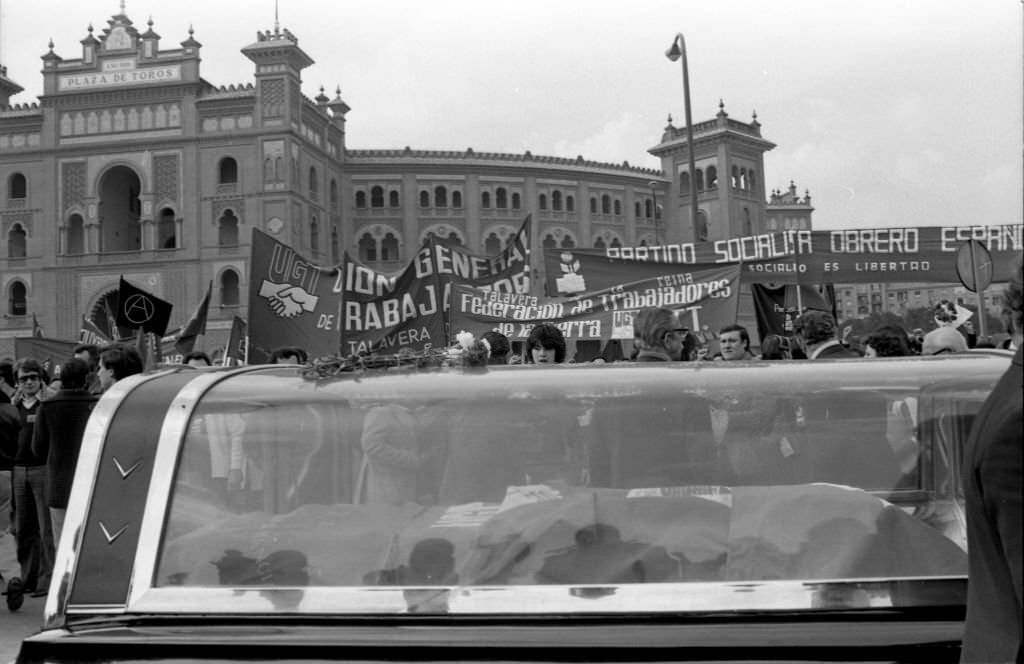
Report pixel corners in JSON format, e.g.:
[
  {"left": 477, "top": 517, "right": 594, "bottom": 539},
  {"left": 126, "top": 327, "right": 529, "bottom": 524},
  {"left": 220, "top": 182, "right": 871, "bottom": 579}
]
[{"left": 665, "top": 35, "right": 683, "bottom": 62}]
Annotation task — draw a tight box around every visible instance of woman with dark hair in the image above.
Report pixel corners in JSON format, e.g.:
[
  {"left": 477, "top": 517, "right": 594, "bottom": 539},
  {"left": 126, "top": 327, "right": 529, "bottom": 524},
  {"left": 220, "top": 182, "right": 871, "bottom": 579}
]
[
  {"left": 525, "top": 323, "right": 566, "bottom": 364},
  {"left": 864, "top": 325, "right": 912, "bottom": 358},
  {"left": 758, "top": 334, "right": 790, "bottom": 360}
]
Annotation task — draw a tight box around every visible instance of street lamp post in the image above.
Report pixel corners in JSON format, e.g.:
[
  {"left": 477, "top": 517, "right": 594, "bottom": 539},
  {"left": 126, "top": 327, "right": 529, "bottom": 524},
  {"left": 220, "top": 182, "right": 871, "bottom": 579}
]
[
  {"left": 648, "top": 180, "right": 662, "bottom": 244},
  {"left": 666, "top": 33, "right": 700, "bottom": 243}
]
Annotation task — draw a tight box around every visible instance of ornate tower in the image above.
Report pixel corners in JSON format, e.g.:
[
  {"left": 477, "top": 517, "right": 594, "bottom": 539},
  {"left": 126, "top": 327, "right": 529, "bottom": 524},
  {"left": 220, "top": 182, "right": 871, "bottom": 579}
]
[{"left": 648, "top": 102, "right": 776, "bottom": 244}]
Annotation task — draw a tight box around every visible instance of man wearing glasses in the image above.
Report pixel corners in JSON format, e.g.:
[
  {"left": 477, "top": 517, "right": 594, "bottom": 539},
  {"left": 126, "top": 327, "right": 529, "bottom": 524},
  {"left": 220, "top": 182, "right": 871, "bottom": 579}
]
[
  {"left": 9, "top": 358, "right": 55, "bottom": 602},
  {"left": 632, "top": 306, "right": 688, "bottom": 362}
]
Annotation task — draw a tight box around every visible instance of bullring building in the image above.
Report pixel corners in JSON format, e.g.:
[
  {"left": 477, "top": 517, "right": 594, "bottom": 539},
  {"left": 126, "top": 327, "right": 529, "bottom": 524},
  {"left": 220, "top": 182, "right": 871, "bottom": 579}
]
[{"left": 0, "top": 9, "right": 812, "bottom": 357}]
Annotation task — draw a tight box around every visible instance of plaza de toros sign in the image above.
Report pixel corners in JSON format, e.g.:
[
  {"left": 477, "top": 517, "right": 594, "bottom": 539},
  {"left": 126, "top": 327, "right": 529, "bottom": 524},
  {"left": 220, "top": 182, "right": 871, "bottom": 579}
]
[{"left": 58, "top": 58, "right": 181, "bottom": 91}]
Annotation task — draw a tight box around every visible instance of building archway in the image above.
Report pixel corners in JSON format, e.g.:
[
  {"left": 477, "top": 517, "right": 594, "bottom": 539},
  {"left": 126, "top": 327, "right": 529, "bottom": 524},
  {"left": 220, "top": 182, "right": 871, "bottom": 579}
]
[
  {"left": 88, "top": 289, "right": 129, "bottom": 341},
  {"left": 98, "top": 165, "right": 142, "bottom": 252}
]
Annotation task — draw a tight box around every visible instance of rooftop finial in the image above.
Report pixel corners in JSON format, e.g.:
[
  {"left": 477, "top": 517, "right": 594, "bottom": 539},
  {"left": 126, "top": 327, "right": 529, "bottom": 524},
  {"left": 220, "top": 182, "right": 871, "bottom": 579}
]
[
  {"left": 274, "top": 0, "right": 280, "bottom": 35},
  {"left": 120, "top": 0, "right": 126, "bottom": 14}
]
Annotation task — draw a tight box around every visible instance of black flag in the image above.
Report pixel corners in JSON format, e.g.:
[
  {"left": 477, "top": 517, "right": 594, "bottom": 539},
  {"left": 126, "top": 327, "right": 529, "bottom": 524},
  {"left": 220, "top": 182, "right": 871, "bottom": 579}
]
[{"left": 116, "top": 276, "right": 174, "bottom": 336}]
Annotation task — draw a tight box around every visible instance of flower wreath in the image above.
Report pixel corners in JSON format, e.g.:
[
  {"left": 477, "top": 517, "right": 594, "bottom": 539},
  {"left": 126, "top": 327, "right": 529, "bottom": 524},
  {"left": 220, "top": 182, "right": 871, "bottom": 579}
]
[{"left": 300, "top": 331, "right": 492, "bottom": 382}]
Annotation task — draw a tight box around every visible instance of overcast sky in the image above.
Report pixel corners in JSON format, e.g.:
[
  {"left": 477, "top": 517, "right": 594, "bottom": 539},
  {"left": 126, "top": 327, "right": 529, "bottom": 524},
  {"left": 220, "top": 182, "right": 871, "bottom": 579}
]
[{"left": 1, "top": 0, "right": 1021, "bottom": 231}]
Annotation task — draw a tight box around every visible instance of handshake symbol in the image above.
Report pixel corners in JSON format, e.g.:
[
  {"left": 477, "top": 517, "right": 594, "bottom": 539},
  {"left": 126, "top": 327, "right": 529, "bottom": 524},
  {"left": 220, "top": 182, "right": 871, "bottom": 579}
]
[{"left": 259, "top": 280, "right": 320, "bottom": 319}]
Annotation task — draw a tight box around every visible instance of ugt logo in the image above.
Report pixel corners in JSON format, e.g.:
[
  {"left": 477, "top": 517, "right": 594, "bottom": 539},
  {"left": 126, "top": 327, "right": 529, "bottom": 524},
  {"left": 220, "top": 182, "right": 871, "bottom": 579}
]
[{"left": 259, "top": 244, "right": 321, "bottom": 319}]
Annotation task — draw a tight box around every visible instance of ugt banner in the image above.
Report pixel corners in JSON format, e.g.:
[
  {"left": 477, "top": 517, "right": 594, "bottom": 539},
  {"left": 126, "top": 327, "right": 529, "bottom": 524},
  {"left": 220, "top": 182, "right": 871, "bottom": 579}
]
[
  {"left": 451, "top": 264, "right": 741, "bottom": 344},
  {"left": 247, "top": 228, "right": 342, "bottom": 362}
]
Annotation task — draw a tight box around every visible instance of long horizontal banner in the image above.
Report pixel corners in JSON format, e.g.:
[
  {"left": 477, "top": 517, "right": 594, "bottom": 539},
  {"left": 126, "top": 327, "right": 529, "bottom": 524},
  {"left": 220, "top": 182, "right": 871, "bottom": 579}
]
[
  {"left": 545, "top": 224, "right": 1023, "bottom": 295},
  {"left": 451, "top": 264, "right": 741, "bottom": 343}
]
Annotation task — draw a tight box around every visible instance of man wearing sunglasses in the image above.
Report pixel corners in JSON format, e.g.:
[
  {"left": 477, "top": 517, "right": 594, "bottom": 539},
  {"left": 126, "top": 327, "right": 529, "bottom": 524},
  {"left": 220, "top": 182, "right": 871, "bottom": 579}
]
[{"left": 9, "top": 358, "right": 55, "bottom": 602}]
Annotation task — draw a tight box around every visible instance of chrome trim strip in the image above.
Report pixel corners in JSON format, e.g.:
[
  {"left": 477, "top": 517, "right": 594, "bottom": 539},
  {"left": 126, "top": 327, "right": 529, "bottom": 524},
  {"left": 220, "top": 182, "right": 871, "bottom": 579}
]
[
  {"left": 128, "top": 366, "right": 296, "bottom": 608},
  {"left": 125, "top": 576, "right": 965, "bottom": 615},
  {"left": 43, "top": 370, "right": 180, "bottom": 629}
]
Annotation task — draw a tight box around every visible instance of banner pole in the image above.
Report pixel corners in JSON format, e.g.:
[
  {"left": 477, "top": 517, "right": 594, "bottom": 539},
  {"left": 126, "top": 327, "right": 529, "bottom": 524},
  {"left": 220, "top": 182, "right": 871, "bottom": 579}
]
[{"left": 968, "top": 241, "right": 988, "bottom": 340}]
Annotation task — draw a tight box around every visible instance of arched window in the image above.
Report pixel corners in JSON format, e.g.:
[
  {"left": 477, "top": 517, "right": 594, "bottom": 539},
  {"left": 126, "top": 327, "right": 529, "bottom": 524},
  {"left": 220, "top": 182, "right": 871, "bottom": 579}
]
[
  {"left": 695, "top": 169, "right": 705, "bottom": 191},
  {"left": 8, "top": 223, "right": 26, "bottom": 258},
  {"left": 594, "top": 237, "right": 606, "bottom": 250},
  {"left": 218, "top": 158, "right": 238, "bottom": 184},
  {"left": 601, "top": 194, "right": 611, "bottom": 214},
  {"left": 743, "top": 208, "right": 752, "bottom": 236},
  {"left": 566, "top": 195, "right": 575, "bottom": 212},
  {"left": 389, "top": 190, "right": 400, "bottom": 207},
  {"left": 496, "top": 187, "right": 508, "bottom": 209},
  {"left": 446, "top": 232, "right": 463, "bottom": 247},
  {"left": 739, "top": 168, "right": 748, "bottom": 190},
  {"left": 613, "top": 199, "right": 622, "bottom": 216},
  {"left": 308, "top": 167, "right": 318, "bottom": 199},
  {"left": 381, "top": 233, "right": 399, "bottom": 262},
  {"left": 355, "top": 190, "right": 367, "bottom": 208},
  {"left": 419, "top": 191, "right": 430, "bottom": 208},
  {"left": 680, "top": 171, "right": 691, "bottom": 195},
  {"left": 358, "top": 232, "right": 377, "bottom": 262},
  {"left": 329, "top": 179, "right": 339, "bottom": 209},
  {"left": 511, "top": 192, "right": 521, "bottom": 209},
  {"left": 484, "top": 232, "right": 501, "bottom": 255},
  {"left": 370, "top": 185, "right": 385, "bottom": 208},
  {"left": 560, "top": 234, "right": 575, "bottom": 249},
  {"left": 640, "top": 237, "right": 648, "bottom": 247},
  {"left": 8, "top": 172, "right": 26, "bottom": 200},
  {"left": 7, "top": 280, "right": 27, "bottom": 316},
  {"left": 635, "top": 201, "right": 642, "bottom": 218},
  {"left": 707, "top": 165, "right": 718, "bottom": 189},
  {"left": 590, "top": 197, "right": 598, "bottom": 214},
  {"left": 747, "top": 169, "right": 756, "bottom": 191},
  {"left": 610, "top": 237, "right": 622, "bottom": 249},
  {"left": 218, "top": 210, "right": 239, "bottom": 247},
  {"left": 434, "top": 186, "right": 448, "bottom": 208},
  {"left": 552, "top": 190, "right": 562, "bottom": 211},
  {"left": 542, "top": 234, "right": 557, "bottom": 250},
  {"left": 67, "top": 214, "right": 85, "bottom": 255},
  {"left": 452, "top": 190, "right": 462, "bottom": 209},
  {"left": 310, "top": 216, "right": 319, "bottom": 253},
  {"left": 331, "top": 226, "right": 340, "bottom": 263},
  {"left": 538, "top": 194, "right": 547, "bottom": 211},
  {"left": 157, "top": 207, "right": 176, "bottom": 249},
  {"left": 481, "top": 191, "right": 491, "bottom": 209},
  {"left": 697, "top": 210, "right": 709, "bottom": 242},
  {"left": 219, "top": 269, "right": 240, "bottom": 306},
  {"left": 731, "top": 166, "right": 740, "bottom": 188},
  {"left": 644, "top": 200, "right": 652, "bottom": 218}
]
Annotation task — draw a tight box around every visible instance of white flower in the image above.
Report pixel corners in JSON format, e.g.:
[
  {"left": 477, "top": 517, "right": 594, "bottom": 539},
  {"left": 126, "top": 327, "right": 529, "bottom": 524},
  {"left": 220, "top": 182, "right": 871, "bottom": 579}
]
[{"left": 455, "top": 330, "right": 475, "bottom": 350}]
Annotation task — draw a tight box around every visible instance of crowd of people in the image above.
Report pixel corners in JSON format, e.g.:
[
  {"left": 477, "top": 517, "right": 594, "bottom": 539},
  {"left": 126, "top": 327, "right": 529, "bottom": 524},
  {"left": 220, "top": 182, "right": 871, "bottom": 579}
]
[{"left": 0, "top": 342, "right": 144, "bottom": 610}]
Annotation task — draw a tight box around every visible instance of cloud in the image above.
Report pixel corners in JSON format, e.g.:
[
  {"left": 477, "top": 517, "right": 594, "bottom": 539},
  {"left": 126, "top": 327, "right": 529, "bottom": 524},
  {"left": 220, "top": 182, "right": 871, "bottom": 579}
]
[{"left": 549, "top": 112, "right": 662, "bottom": 169}]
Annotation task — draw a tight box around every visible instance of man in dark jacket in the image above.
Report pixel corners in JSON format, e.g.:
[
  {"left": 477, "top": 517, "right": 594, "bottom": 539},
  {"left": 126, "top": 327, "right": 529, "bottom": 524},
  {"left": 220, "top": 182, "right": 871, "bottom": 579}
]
[
  {"left": 960, "top": 261, "right": 1023, "bottom": 664},
  {"left": 12, "top": 357, "right": 53, "bottom": 597},
  {"left": 793, "top": 309, "right": 858, "bottom": 359},
  {"left": 31, "top": 358, "right": 97, "bottom": 546}
]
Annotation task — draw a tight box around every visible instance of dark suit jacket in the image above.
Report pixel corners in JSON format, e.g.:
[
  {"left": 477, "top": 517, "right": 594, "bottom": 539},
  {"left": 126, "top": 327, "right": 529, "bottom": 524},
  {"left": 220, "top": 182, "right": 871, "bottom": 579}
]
[
  {"left": 813, "top": 342, "right": 859, "bottom": 359},
  {"left": 31, "top": 388, "right": 98, "bottom": 509},
  {"left": 960, "top": 347, "right": 1022, "bottom": 663}
]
